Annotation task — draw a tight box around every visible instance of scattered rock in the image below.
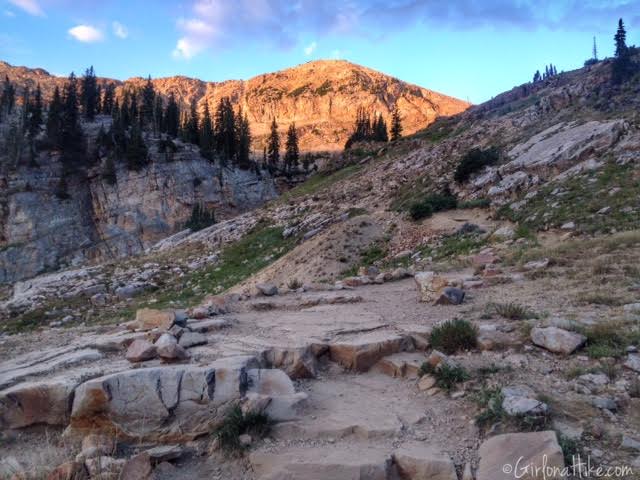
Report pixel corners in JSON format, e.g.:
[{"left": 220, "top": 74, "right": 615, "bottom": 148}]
[
  {"left": 84, "top": 456, "right": 125, "bottom": 478},
  {"left": 433, "top": 287, "right": 465, "bottom": 306},
  {"left": 476, "top": 431, "right": 564, "bottom": 480},
  {"left": 418, "top": 375, "right": 437, "bottom": 391},
  {"left": 492, "top": 226, "right": 515, "bottom": 240},
  {"left": 524, "top": 258, "right": 549, "bottom": 270},
  {"left": 145, "top": 445, "right": 185, "bottom": 463},
  {"left": 131, "top": 308, "right": 176, "bottom": 331},
  {"left": 178, "top": 331, "right": 208, "bottom": 349},
  {"left": 120, "top": 453, "right": 152, "bottom": 480},
  {"left": 414, "top": 272, "right": 457, "bottom": 303},
  {"left": 256, "top": 283, "right": 278, "bottom": 296},
  {"left": 125, "top": 339, "right": 157, "bottom": 363},
  {"left": 393, "top": 442, "right": 457, "bottom": 480},
  {"left": 531, "top": 326, "right": 586, "bottom": 354},
  {"left": 624, "top": 355, "right": 640, "bottom": 373},
  {"left": 501, "top": 385, "right": 548, "bottom": 417},
  {"left": 621, "top": 436, "right": 640, "bottom": 451}
]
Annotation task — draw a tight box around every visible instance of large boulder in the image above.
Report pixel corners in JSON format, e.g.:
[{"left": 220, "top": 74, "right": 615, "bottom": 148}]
[
  {"left": 69, "top": 357, "right": 257, "bottom": 442},
  {"left": 0, "top": 376, "right": 78, "bottom": 429},
  {"left": 530, "top": 327, "right": 586, "bottom": 354},
  {"left": 262, "top": 346, "right": 320, "bottom": 379},
  {"left": 329, "top": 333, "right": 412, "bottom": 372},
  {"left": 501, "top": 385, "right": 548, "bottom": 417},
  {"left": 125, "top": 340, "right": 157, "bottom": 363},
  {"left": 393, "top": 442, "right": 458, "bottom": 480},
  {"left": 131, "top": 308, "right": 176, "bottom": 331},
  {"left": 477, "top": 431, "right": 564, "bottom": 480},
  {"left": 414, "top": 272, "right": 449, "bottom": 303}
]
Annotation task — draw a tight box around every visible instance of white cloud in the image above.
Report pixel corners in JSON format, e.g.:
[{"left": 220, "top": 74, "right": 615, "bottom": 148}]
[
  {"left": 304, "top": 41, "right": 317, "bottom": 56},
  {"left": 8, "top": 0, "right": 44, "bottom": 17},
  {"left": 4, "top": 10, "right": 16, "bottom": 17},
  {"left": 112, "top": 21, "right": 128, "bottom": 39},
  {"left": 68, "top": 25, "right": 104, "bottom": 43}
]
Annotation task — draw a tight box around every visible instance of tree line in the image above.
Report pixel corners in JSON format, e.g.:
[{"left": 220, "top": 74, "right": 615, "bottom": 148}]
[
  {"left": 344, "top": 105, "right": 402, "bottom": 150},
  {"left": 1, "top": 66, "right": 310, "bottom": 181}
]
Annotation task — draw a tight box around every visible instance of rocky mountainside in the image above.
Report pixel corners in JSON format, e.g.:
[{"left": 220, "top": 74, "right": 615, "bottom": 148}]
[
  {"left": 0, "top": 59, "right": 471, "bottom": 151},
  {"left": 2, "top": 55, "right": 640, "bottom": 480}
]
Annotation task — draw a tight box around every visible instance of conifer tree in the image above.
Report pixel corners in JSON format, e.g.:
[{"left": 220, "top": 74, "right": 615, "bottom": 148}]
[
  {"left": 186, "top": 98, "right": 199, "bottom": 144},
  {"left": 81, "top": 66, "right": 98, "bottom": 121},
  {"left": 141, "top": 75, "right": 155, "bottom": 128},
  {"left": 153, "top": 96, "right": 163, "bottom": 134},
  {"left": 612, "top": 18, "right": 635, "bottom": 84},
  {"left": 373, "top": 114, "right": 388, "bottom": 142},
  {"left": 214, "top": 97, "right": 236, "bottom": 164},
  {"left": 284, "top": 123, "right": 299, "bottom": 173},
  {"left": 390, "top": 106, "right": 402, "bottom": 141},
  {"left": 0, "top": 75, "right": 16, "bottom": 121},
  {"left": 129, "top": 91, "right": 139, "bottom": 127},
  {"left": 28, "top": 83, "right": 43, "bottom": 139},
  {"left": 95, "top": 84, "right": 102, "bottom": 115},
  {"left": 102, "top": 83, "right": 115, "bottom": 115},
  {"left": 236, "top": 107, "right": 251, "bottom": 169},
  {"left": 267, "top": 117, "right": 280, "bottom": 171},
  {"left": 60, "top": 72, "right": 85, "bottom": 165},
  {"left": 164, "top": 93, "right": 179, "bottom": 137},
  {"left": 125, "top": 122, "right": 148, "bottom": 170},
  {"left": 199, "top": 101, "right": 214, "bottom": 160},
  {"left": 47, "top": 86, "right": 63, "bottom": 147}
]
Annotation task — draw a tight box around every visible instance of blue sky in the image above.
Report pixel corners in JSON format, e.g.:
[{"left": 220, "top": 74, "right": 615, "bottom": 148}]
[{"left": 1, "top": 0, "right": 639, "bottom": 103}]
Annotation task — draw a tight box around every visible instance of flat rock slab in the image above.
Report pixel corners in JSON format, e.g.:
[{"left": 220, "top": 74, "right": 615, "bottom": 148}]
[
  {"left": 329, "top": 332, "right": 412, "bottom": 372},
  {"left": 393, "top": 442, "right": 458, "bottom": 480},
  {"left": 250, "top": 445, "right": 393, "bottom": 480},
  {"left": 477, "top": 431, "right": 564, "bottom": 480},
  {"left": 374, "top": 352, "right": 427, "bottom": 378},
  {"left": 273, "top": 373, "right": 426, "bottom": 440},
  {"left": 0, "top": 347, "right": 103, "bottom": 390},
  {"left": 70, "top": 356, "right": 259, "bottom": 441}
]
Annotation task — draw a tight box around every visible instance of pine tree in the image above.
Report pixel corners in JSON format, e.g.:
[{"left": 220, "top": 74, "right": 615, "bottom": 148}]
[
  {"left": 236, "top": 108, "right": 251, "bottom": 168},
  {"left": 81, "top": 66, "right": 98, "bottom": 121},
  {"left": 284, "top": 123, "right": 299, "bottom": 173},
  {"left": 102, "top": 83, "right": 115, "bottom": 115},
  {"left": 60, "top": 72, "right": 85, "bottom": 165},
  {"left": 95, "top": 84, "right": 102, "bottom": 115},
  {"left": 199, "top": 101, "right": 214, "bottom": 160},
  {"left": 125, "top": 122, "right": 148, "bottom": 170},
  {"left": 214, "top": 97, "right": 237, "bottom": 164},
  {"left": 28, "top": 83, "right": 43, "bottom": 139},
  {"left": 153, "top": 96, "right": 163, "bottom": 134},
  {"left": 0, "top": 75, "right": 16, "bottom": 121},
  {"left": 101, "top": 153, "right": 117, "bottom": 185},
  {"left": 533, "top": 70, "right": 541, "bottom": 83},
  {"left": 141, "top": 75, "right": 155, "bottom": 128},
  {"left": 612, "top": 18, "right": 635, "bottom": 84},
  {"left": 129, "top": 91, "right": 139, "bottom": 127},
  {"left": 186, "top": 98, "right": 199, "bottom": 144},
  {"left": 164, "top": 93, "right": 179, "bottom": 137},
  {"left": 47, "top": 86, "right": 63, "bottom": 147},
  {"left": 267, "top": 117, "right": 280, "bottom": 171},
  {"left": 390, "top": 106, "right": 402, "bottom": 141},
  {"left": 262, "top": 146, "right": 267, "bottom": 168},
  {"left": 373, "top": 114, "right": 388, "bottom": 142},
  {"left": 593, "top": 36, "right": 598, "bottom": 61}
]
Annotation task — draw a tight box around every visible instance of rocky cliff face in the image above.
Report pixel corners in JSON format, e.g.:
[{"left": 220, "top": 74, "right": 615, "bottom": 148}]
[
  {"left": 0, "top": 59, "right": 471, "bottom": 152},
  {"left": 0, "top": 144, "right": 277, "bottom": 283}
]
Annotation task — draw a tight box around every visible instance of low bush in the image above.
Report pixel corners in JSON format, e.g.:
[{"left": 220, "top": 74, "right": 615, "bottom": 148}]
[
  {"left": 409, "top": 192, "right": 458, "bottom": 220},
  {"left": 185, "top": 203, "right": 216, "bottom": 232},
  {"left": 214, "top": 406, "right": 271, "bottom": 452},
  {"left": 489, "top": 302, "right": 536, "bottom": 320},
  {"left": 419, "top": 362, "right": 470, "bottom": 391},
  {"left": 454, "top": 147, "right": 500, "bottom": 183},
  {"left": 429, "top": 319, "right": 478, "bottom": 354}
]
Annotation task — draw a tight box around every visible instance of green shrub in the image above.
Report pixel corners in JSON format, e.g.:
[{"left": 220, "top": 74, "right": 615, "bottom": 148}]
[
  {"left": 454, "top": 147, "right": 499, "bottom": 183},
  {"left": 458, "top": 198, "right": 490, "bottom": 209},
  {"left": 185, "top": 204, "right": 216, "bottom": 232},
  {"left": 557, "top": 433, "right": 581, "bottom": 464},
  {"left": 409, "top": 192, "right": 458, "bottom": 220},
  {"left": 215, "top": 406, "right": 271, "bottom": 452},
  {"left": 489, "top": 302, "right": 536, "bottom": 320},
  {"left": 474, "top": 387, "right": 504, "bottom": 429},
  {"left": 434, "top": 364, "right": 470, "bottom": 391},
  {"left": 429, "top": 319, "right": 478, "bottom": 354}
]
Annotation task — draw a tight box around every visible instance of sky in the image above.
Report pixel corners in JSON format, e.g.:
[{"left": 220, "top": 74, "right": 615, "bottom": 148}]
[{"left": 1, "top": 0, "right": 639, "bottom": 104}]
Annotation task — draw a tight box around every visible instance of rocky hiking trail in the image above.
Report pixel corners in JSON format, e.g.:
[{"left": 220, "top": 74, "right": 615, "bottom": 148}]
[{"left": 2, "top": 248, "right": 640, "bottom": 479}]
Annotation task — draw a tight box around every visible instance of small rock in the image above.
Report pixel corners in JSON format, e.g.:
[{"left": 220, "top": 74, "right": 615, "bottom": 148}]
[
  {"left": 523, "top": 258, "right": 549, "bottom": 270},
  {"left": 418, "top": 375, "right": 436, "bottom": 391},
  {"left": 120, "top": 453, "right": 152, "bottom": 480},
  {"left": 492, "top": 226, "right": 515, "bottom": 240},
  {"left": 433, "top": 287, "right": 465, "bottom": 306},
  {"left": 125, "top": 339, "right": 157, "bottom": 363},
  {"left": 145, "top": 445, "right": 184, "bottom": 463},
  {"left": 531, "top": 326, "right": 586, "bottom": 354},
  {"left": 132, "top": 308, "right": 176, "bottom": 331},
  {"left": 561, "top": 221, "right": 576, "bottom": 230},
  {"left": 178, "top": 331, "right": 208, "bottom": 349},
  {"left": 591, "top": 396, "right": 617, "bottom": 411},
  {"left": 621, "top": 436, "right": 640, "bottom": 451},
  {"left": 239, "top": 433, "right": 253, "bottom": 446},
  {"left": 256, "top": 283, "right": 278, "bottom": 296},
  {"left": 47, "top": 461, "right": 88, "bottom": 480},
  {"left": 624, "top": 355, "right": 640, "bottom": 373}
]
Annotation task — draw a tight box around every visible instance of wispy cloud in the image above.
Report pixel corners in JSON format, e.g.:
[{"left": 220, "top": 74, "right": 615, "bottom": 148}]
[
  {"left": 4, "top": 10, "right": 16, "bottom": 17},
  {"left": 8, "top": 0, "right": 44, "bottom": 17},
  {"left": 172, "top": 0, "right": 640, "bottom": 59},
  {"left": 112, "top": 21, "right": 128, "bottom": 39},
  {"left": 304, "top": 41, "right": 317, "bottom": 56},
  {"left": 68, "top": 25, "right": 104, "bottom": 43}
]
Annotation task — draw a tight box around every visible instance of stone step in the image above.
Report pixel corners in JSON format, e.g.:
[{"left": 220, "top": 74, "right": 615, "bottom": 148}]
[
  {"left": 328, "top": 332, "right": 414, "bottom": 372},
  {"left": 250, "top": 444, "right": 394, "bottom": 480},
  {"left": 373, "top": 352, "right": 427, "bottom": 379},
  {"left": 272, "top": 373, "right": 427, "bottom": 441}
]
